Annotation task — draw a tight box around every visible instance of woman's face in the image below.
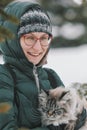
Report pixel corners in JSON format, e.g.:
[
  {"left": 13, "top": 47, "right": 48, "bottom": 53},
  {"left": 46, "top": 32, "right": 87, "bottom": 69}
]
[{"left": 20, "top": 32, "right": 52, "bottom": 65}]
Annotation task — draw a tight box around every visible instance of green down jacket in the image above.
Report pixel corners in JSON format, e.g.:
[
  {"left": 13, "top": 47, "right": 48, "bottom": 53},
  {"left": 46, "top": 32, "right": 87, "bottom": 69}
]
[{"left": 0, "top": 1, "right": 64, "bottom": 130}]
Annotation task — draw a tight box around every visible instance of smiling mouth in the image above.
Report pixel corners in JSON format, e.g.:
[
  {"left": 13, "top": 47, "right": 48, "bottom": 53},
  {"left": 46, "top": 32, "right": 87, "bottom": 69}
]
[{"left": 27, "top": 52, "right": 41, "bottom": 57}]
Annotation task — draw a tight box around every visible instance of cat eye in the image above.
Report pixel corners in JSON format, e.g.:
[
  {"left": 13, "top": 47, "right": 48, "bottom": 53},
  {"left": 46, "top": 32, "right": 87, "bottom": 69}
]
[
  {"left": 56, "top": 110, "right": 63, "bottom": 115},
  {"left": 54, "top": 108, "right": 64, "bottom": 115}
]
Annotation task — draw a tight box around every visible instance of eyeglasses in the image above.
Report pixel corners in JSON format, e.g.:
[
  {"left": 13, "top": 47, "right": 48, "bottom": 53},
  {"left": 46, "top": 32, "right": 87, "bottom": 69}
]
[{"left": 23, "top": 34, "right": 52, "bottom": 46}]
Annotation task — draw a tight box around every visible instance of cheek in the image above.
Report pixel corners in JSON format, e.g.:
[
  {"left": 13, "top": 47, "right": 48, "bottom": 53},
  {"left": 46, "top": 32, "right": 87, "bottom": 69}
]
[
  {"left": 43, "top": 50, "right": 47, "bottom": 56},
  {"left": 20, "top": 37, "right": 29, "bottom": 52},
  {"left": 43, "top": 47, "right": 49, "bottom": 55},
  {"left": 20, "top": 41, "right": 29, "bottom": 54},
  {"left": 20, "top": 39, "right": 25, "bottom": 51}
]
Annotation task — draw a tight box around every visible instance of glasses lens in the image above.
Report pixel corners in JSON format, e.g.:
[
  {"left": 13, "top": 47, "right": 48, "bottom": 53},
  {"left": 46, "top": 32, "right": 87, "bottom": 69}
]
[
  {"left": 24, "top": 35, "right": 35, "bottom": 46},
  {"left": 40, "top": 36, "right": 51, "bottom": 46},
  {"left": 24, "top": 35, "right": 51, "bottom": 46}
]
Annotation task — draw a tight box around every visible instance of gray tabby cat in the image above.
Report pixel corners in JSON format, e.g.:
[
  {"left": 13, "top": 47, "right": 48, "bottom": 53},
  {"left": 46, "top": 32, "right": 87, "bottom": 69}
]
[{"left": 38, "top": 85, "right": 87, "bottom": 130}]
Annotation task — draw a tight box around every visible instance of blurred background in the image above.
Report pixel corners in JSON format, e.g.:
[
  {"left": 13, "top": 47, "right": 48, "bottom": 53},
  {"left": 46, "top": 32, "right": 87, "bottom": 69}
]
[
  {"left": 31, "top": 0, "right": 87, "bottom": 48},
  {"left": 0, "top": 0, "right": 87, "bottom": 86}
]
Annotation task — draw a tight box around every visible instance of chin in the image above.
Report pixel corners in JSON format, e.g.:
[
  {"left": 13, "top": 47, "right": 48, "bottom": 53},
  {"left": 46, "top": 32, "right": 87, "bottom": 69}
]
[{"left": 30, "top": 60, "right": 40, "bottom": 65}]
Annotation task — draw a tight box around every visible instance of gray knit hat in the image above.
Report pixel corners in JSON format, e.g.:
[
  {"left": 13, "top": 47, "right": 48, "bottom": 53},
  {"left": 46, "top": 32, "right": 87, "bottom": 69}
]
[{"left": 17, "top": 4, "right": 52, "bottom": 37}]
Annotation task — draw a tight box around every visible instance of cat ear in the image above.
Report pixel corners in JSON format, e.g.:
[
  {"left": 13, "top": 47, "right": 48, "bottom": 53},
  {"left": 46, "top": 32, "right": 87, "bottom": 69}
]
[
  {"left": 59, "top": 90, "right": 70, "bottom": 100},
  {"left": 40, "top": 89, "right": 49, "bottom": 96},
  {"left": 43, "top": 89, "right": 49, "bottom": 96}
]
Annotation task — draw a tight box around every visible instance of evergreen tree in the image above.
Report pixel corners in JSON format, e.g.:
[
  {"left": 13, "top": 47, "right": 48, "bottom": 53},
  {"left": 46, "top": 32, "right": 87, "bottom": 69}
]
[{"left": 0, "top": 0, "right": 19, "bottom": 42}]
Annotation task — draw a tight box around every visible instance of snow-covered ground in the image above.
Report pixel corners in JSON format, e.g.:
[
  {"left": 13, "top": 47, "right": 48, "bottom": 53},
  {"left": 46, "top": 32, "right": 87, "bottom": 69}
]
[
  {"left": 45, "top": 45, "right": 87, "bottom": 86},
  {"left": 0, "top": 44, "right": 87, "bottom": 86}
]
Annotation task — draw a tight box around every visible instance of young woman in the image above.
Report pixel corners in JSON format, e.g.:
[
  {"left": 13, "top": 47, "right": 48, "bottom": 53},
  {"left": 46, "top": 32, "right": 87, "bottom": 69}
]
[{"left": 0, "top": 1, "right": 86, "bottom": 130}]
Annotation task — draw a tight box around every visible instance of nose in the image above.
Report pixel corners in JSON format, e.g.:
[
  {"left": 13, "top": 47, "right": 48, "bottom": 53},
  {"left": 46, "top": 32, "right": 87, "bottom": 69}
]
[
  {"left": 32, "top": 39, "right": 42, "bottom": 51},
  {"left": 47, "top": 110, "right": 53, "bottom": 116}
]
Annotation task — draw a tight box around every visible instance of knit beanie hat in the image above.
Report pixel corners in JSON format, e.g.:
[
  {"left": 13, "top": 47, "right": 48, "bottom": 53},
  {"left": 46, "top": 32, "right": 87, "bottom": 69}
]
[{"left": 17, "top": 4, "right": 52, "bottom": 37}]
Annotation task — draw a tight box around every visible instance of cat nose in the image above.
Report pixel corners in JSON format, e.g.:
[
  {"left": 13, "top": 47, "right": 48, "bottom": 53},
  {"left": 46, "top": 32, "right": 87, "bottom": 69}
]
[{"left": 48, "top": 110, "right": 53, "bottom": 116}]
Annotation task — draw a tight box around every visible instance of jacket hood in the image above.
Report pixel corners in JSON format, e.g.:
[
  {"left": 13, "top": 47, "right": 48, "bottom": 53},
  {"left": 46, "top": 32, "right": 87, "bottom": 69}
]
[{"left": 0, "top": 1, "right": 49, "bottom": 71}]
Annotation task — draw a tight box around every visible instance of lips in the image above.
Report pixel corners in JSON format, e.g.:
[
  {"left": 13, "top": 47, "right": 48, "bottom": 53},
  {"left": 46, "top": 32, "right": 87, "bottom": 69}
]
[{"left": 27, "top": 52, "right": 41, "bottom": 57}]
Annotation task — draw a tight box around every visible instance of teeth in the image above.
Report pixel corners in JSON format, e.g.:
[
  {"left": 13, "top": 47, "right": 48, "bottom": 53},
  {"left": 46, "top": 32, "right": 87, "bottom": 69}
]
[
  {"left": 31, "top": 53, "right": 39, "bottom": 56},
  {"left": 32, "top": 53, "right": 39, "bottom": 55},
  {"left": 29, "top": 52, "right": 39, "bottom": 56}
]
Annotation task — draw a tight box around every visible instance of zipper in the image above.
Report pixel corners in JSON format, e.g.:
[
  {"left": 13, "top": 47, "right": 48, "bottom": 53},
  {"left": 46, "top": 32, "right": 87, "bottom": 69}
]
[{"left": 33, "top": 65, "right": 40, "bottom": 93}]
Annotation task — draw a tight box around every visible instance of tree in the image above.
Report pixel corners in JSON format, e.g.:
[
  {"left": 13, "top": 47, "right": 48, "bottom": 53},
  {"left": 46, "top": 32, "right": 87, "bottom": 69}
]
[{"left": 0, "top": 0, "right": 19, "bottom": 42}]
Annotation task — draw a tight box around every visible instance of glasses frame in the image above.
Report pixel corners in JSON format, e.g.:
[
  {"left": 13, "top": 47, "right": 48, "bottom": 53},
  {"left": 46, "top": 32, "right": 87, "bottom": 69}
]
[{"left": 23, "top": 34, "right": 52, "bottom": 47}]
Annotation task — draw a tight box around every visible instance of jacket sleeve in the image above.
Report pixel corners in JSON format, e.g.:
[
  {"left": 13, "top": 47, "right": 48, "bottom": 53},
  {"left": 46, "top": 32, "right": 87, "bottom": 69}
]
[
  {"left": 0, "top": 66, "right": 50, "bottom": 130},
  {"left": 18, "top": 124, "right": 65, "bottom": 130},
  {"left": 44, "top": 68, "right": 65, "bottom": 88},
  {"left": 18, "top": 126, "right": 49, "bottom": 130},
  {"left": 74, "top": 108, "right": 87, "bottom": 130},
  {"left": 31, "top": 125, "right": 65, "bottom": 130},
  {"left": 32, "top": 127, "right": 49, "bottom": 130},
  {"left": 0, "top": 65, "right": 18, "bottom": 130}
]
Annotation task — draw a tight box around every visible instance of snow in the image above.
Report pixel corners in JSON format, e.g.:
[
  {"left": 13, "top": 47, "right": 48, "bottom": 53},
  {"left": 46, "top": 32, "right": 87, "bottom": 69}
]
[{"left": 45, "top": 45, "right": 87, "bottom": 86}]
